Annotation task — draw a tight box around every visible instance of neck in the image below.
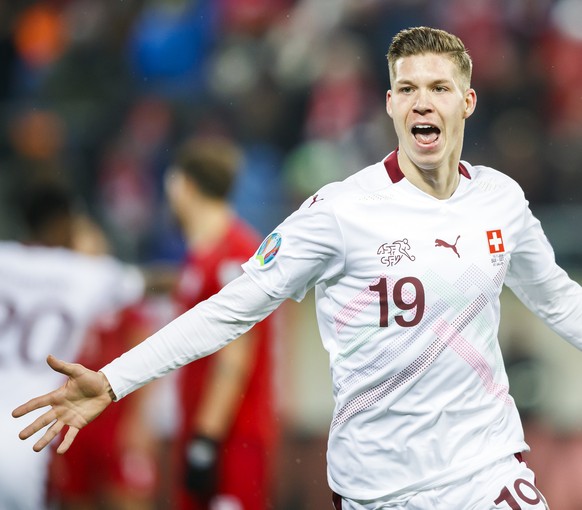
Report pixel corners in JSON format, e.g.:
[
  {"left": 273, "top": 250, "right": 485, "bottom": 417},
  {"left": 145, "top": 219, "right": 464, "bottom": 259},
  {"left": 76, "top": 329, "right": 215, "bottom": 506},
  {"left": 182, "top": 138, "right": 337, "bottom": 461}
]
[
  {"left": 410, "top": 165, "right": 460, "bottom": 199},
  {"left": 397, "top": 151, "right": 462, "bottom": 200},
  {"left": 182, "top": 200, "right": 233, "bottom": 250}
]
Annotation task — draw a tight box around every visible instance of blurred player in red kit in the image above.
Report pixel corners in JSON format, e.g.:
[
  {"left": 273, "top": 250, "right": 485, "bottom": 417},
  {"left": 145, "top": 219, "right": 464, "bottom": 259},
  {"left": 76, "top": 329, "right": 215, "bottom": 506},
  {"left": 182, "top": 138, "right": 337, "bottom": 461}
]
[
  {"left": 164, "top": 137, "right": 279, "bottom": 510},
  {"left": 49, "top": 217, "right": 160, "bottom": 510}
]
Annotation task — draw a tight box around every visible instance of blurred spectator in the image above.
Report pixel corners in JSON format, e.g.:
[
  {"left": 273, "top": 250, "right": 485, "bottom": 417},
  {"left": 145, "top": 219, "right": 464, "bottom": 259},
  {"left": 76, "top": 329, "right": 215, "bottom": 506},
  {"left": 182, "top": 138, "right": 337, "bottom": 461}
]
[
  {"left": 303, "top": 31, "right": 377, "bottom": 141},
  {"left": 36, "top": 1, "right": 136, "bottom": 208},
  {"left": 543, "top": 0, "right": 582, "bottom": 135},
  {"left": 13, "top": 3, "right": 65, "bottom": 69},
  {"left": 0, "top": 105, "right": 73, "bottom": 240},
  {"left": 0, "top": 2, "right": 17, "bottom": 101},
  {"left": 96, "top": 96, "right": 174, "bottom": 262},
  {"left": 219, "top": 0, "right": 294, "bottom": 36},
  {"left": 126, "top": 0, "right": 219, "bottom": 99}
]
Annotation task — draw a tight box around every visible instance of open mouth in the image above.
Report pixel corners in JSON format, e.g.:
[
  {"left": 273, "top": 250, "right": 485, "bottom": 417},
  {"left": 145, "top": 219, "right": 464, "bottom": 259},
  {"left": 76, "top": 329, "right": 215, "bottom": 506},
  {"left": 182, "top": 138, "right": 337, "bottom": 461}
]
[{"left": 411, "top": 124, "right": 441, "bottom": 145}]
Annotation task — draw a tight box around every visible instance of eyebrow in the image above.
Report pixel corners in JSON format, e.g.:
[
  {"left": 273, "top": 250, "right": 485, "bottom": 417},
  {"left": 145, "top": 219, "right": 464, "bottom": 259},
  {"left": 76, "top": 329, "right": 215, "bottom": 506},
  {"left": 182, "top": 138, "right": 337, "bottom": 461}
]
[
  {"left": 394, "top": 78, "right": 455, "bottom": 87},
  {"left": 394, "top": 78, "right": 454, "bottom": 87}
]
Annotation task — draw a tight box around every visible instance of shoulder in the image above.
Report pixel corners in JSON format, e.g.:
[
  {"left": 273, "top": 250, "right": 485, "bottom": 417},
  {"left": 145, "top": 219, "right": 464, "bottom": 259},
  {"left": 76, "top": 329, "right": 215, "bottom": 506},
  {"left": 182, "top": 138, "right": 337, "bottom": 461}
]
[
  {"left": 229, "top": 217, "right": 262, "bottom": 247},
  {"left": 211, "top": 218, "right": 262, "bottom": 263},
  {"left": 0, "top": 242, "right": 133, "bottom": 291},
  {"left": 0, "top": 242, "right": 84, "bottom": 267},
  {"left": 299, "top": 160, "right": 390, "bottom": 211},
  {"left": 463, "top": 161, "right": 526, "bottom": 198}
]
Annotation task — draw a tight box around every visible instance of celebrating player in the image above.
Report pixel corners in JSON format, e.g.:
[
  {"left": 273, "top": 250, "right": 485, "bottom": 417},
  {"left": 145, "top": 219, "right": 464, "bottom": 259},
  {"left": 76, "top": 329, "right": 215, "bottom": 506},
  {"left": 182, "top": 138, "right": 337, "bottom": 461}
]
[{"left": 15, "top": 26, "right": 577, "bottom": 509}]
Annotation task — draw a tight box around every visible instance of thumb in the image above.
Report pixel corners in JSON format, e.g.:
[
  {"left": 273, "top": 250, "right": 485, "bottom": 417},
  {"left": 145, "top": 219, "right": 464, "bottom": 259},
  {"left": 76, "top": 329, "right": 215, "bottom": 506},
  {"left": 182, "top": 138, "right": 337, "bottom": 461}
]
[{"left": 46, "top": 355, "right": 80, "bottom": 378}]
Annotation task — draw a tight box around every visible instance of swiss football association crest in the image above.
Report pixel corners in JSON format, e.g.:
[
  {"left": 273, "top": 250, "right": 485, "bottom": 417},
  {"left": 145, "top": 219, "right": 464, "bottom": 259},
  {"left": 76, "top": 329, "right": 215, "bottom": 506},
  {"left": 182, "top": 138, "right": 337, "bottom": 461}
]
[{"left": 377, "top": 239, "right": 416, "bottom": 267}]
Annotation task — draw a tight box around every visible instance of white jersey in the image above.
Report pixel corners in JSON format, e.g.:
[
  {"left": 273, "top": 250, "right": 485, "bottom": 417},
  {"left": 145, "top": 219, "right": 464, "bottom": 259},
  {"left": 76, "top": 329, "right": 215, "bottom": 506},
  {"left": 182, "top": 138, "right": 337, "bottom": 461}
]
[
  {"left": 242, "top": 150, "right": 582, "bottom": 499},
  {"left": 1, "top": 242, "right": 144, "bottom": 510}
]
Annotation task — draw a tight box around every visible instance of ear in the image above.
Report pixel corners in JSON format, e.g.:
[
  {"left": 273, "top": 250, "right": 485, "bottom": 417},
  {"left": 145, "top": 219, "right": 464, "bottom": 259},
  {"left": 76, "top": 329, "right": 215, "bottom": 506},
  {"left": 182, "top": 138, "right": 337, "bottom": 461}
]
[
  {"left": 386, "top": 90, "right": 394, "bottom": 118},
  {"left": 463, "top": 88, "right": 477, "bottom": 119},
  {"left": 164, "top": 168, "right": 180, "bottom": 197},
  {"left": 164, "top": 168, "right": 190, "bottom": 205}
]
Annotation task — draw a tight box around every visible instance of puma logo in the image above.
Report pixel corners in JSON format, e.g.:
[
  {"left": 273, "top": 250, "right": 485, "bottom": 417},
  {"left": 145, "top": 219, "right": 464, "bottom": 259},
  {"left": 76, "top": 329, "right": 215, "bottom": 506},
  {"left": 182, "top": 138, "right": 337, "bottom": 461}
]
[
  {"left": 308, "top": 194, "right": 324, "bottom": 208},
  {"left": 435, "top": 235, "right": 461, "bottom": 258}
]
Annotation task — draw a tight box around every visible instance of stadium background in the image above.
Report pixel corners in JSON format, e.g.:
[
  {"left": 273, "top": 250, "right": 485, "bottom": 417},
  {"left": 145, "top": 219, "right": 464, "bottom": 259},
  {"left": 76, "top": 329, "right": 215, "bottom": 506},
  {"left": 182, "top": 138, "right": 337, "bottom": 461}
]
[{"left": 2, "top": 0, "right": 582, "bottom": 508}]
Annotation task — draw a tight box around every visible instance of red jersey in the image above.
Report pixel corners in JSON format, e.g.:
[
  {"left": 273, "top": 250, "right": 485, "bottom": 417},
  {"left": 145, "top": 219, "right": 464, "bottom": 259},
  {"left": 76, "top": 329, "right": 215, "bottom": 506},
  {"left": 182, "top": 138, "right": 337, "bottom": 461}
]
[
  {"left": 50, "top": 304, "right": 158, "bottom": 502},
  {"left": 173, "top": 218, "right": 277, "bottom": 446}
]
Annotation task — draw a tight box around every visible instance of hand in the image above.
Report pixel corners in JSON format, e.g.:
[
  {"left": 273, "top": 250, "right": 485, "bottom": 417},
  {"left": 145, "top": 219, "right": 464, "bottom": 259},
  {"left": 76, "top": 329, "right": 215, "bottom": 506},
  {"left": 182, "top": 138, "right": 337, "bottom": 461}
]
[
  {"left": 184, "top": 435, "right": 220, "bottom": 498},
  {"left": 12, "top": 354, "right": 114, "bottom": 454}
]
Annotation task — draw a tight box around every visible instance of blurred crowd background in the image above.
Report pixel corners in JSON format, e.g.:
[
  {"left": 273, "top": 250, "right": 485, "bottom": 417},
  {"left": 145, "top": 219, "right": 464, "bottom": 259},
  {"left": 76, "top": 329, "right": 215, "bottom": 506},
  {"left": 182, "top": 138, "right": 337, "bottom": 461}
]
[{"left": 2, "top": 0, "right": 582, "bottom": 508}]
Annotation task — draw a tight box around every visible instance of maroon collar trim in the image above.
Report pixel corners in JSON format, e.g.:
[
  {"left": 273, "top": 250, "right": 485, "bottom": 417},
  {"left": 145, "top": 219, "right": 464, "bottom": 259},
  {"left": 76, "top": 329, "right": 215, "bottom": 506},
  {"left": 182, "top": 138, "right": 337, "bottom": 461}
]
[{"left": 383, "top": 150, "right": 471, "bottom": 183}]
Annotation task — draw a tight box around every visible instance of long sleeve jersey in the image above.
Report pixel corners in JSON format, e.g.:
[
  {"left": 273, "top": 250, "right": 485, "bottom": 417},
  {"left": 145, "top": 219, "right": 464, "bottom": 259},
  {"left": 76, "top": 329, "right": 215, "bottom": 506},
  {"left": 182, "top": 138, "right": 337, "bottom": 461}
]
[{"left": 102, "top": 151, "right": 582, "bottom": 500}]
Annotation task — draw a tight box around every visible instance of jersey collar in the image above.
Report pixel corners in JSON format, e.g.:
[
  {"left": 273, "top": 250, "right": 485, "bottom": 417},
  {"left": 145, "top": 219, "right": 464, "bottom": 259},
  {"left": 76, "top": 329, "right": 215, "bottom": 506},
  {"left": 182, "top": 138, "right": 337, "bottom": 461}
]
[{"left": 383, "top": 149, "right": 471, "bottom": 183}]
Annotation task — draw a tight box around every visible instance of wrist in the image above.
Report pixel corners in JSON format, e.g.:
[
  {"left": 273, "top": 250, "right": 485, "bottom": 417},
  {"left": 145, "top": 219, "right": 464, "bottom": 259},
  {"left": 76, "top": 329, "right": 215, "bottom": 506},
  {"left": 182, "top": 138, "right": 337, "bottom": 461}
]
[{"left": 98, "top": 371, "right": 117, "bottom": 402}]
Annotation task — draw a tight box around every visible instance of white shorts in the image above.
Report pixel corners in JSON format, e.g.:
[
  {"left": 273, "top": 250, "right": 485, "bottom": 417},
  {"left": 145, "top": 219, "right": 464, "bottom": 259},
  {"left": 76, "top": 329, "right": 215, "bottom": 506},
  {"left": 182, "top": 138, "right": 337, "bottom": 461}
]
[{"left": 332, "top": 454, "right": 549, "bottom": 510}]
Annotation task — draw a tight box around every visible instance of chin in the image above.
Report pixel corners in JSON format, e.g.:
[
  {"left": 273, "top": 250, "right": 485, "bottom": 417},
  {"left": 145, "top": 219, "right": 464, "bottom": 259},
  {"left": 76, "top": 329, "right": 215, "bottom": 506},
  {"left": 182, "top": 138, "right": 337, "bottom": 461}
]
[
  {"left": 416, "top": 145, "right": 448, "bottom": 164},
  {"left": 400, "top": 145, "right": 444, "bottom": 171},
  {"left": 411, "top": 154, "right": 442, "bottom": 171}
]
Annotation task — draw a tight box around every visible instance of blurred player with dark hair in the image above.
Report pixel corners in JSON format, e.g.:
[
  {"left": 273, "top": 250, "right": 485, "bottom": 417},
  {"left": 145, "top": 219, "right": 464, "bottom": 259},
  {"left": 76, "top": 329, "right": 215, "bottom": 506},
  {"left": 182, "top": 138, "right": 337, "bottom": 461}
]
[
  {"left": 1, "top": 184, "right": 145, "bottom": 510},
  {"left": 164, "top": 137, "right": 279, "bottom": 510}
]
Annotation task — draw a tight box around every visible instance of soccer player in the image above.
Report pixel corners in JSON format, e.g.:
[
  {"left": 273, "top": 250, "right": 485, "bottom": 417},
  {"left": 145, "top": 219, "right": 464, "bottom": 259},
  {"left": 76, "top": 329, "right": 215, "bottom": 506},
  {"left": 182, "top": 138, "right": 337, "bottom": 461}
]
[
  {"left": 49, "top": 216, "right": 159, "bottom": 510},
  {"left": 14, "top": 26, "right": 576, "bottom": 509},
  {"left": 1, "top": 184, "right": 146, "bottom": 510},
  {"left": 164, "top": 137, "right": 279, "bottom": 509},
  {"left": 50, "top": 304, "right": 159, "bottom": 510}
]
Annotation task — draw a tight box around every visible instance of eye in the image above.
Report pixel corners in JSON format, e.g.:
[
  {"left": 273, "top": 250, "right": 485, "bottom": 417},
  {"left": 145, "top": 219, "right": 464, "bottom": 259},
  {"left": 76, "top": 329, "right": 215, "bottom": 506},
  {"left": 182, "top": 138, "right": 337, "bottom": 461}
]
[
  {"left": 434, "top": 85, "right": 448, "bottom": 93},
  {"left": 399, "top": 86, "right": 414, "bottom": 94}
]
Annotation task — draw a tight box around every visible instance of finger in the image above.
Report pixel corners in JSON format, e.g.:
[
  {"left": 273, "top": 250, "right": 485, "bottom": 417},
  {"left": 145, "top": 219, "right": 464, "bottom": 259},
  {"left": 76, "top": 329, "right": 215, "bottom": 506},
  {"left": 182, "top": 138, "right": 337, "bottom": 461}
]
[
  {"left": 12, "top": 391, "right": 56, "bottom": 418},
  {"left": 32, "top": 431, "right": 53, "bottom": 452},
  {"left": 18, "top": 409, "right": 56, "bottom": 440},
  {"left": 57, "top": 427, "right": 79, "bottom": 455},
  {"left": 32, "top": 419, "right": 65, "bottom": 452}
]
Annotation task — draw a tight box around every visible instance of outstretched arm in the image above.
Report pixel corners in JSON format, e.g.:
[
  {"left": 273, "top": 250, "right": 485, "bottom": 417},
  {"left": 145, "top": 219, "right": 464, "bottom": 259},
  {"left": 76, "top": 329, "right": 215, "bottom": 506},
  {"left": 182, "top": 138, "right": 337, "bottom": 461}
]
[
  {"left": 100, "top": 273, "right": 283, "bottom": 400},
  {"left": 12, "top": 354, "right": 114, "bottom": 454},
  {"left": 13, "top": 274, "right": 283, "bottom": 453}
]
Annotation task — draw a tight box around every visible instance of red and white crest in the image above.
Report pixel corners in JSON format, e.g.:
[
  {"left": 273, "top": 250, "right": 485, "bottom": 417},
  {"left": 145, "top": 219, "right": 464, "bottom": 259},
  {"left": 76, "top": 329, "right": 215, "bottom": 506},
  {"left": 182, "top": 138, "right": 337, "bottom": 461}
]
[{"left": 486, "top": 230, "right": 505, "bottom": 254}]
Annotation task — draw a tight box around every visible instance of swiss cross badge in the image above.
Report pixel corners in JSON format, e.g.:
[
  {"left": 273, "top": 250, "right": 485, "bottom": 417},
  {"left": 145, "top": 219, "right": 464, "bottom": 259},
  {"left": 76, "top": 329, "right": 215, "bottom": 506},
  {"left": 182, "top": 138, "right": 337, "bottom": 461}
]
[
  {"left": 486, "top": 229, "right": 505, "bottom": 267},
  {"left": 486, "top": 230, "right": 505, "bottom": 254}
]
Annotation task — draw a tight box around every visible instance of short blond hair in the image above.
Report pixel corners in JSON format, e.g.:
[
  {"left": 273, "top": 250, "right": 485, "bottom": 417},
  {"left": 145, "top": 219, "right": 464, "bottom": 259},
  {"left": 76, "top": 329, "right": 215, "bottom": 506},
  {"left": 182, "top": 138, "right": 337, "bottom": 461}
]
[{"left": 387, "top": 27, "right": 472, "bottom": 89}]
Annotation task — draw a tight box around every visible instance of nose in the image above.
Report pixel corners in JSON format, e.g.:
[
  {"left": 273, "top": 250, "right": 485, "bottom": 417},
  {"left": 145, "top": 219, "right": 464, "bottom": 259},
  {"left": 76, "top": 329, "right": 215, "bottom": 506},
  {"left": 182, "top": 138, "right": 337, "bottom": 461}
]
[{"left": 413, "top": 89, "right": 433, "bottom": 114}]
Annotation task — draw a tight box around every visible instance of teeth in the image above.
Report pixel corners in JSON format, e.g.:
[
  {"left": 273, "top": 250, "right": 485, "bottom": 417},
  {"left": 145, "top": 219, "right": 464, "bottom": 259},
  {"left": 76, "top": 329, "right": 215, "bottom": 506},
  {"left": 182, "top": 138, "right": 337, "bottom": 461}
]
[{"left": 414, "top": 125, "right": 433, "bottom": 129}]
